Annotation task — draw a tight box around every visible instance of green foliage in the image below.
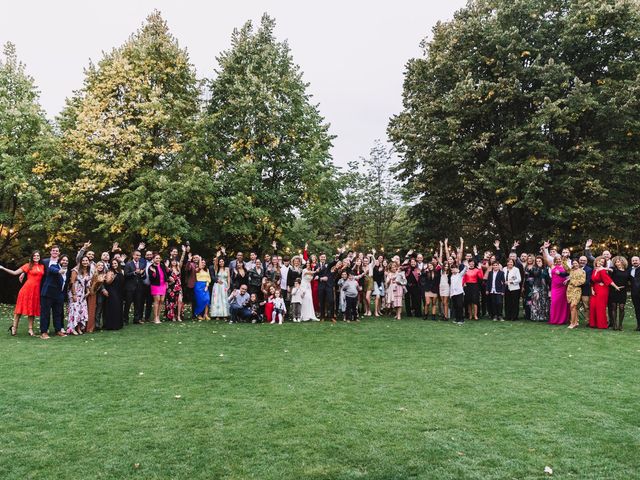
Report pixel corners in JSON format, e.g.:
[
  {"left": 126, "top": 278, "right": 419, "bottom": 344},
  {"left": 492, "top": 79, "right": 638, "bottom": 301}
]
[
  {"left": 199, "top": 14, "right": 340, "bottom": 253},
  {"left": 2, "top": 305, "right": 640, "bottom": 479},
  {"left": 338, "top": 140, "right": 415, "bottom": 253},
  {"left": 0, "top": 43, "right": 60, "bottom": 260},
  {"left": 389, "top": 0, "right": 640, "bottom": 250},
  {"left": 59, "top": 11, "right": 201, "bottom": 248}
]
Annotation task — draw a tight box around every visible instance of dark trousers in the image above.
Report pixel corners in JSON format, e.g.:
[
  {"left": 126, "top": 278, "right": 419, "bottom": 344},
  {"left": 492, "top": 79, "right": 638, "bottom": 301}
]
[
  {"left": 124, "top": 286, "right": 144, "bottom": 324},
  {"left": 230, "top": 305, "right": 251, "bottom": 323},
  {"left": 143, "top": 285, "right": 153, "bottom": 321},
  {"left": 183, "top": 286, "right": 195, "bottom": 317},
  {"left": 451, "top": 294, "right": 464, "bottom": 322},
  {"left": 504, "top": 289, "right": 520, "bottom": 320},
  {"left": 345, "top": 296, "right": 358, "bottom": 321},
  {"left": 489, "top": 293, "right": 503, "bottom": 319},
  {"left": 480, "top": 282, "right": 488, "bottom": 316},
  {"left": 318, "top": 284, "right": 334, "bottom": 319},
  {"left": 633, "top": 293, "right": 640, "bottom": 329},
  {"left": 40, "top": 296, "right": 64, "bottom": 333},
  {"left": 405, "top": 284, "right": 422, "bottom": 317}
]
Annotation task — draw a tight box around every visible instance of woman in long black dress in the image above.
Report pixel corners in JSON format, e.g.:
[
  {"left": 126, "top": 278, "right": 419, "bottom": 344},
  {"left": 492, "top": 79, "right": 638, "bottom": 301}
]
[
  {"left": 104, "top": 258, "right": 125, "bottom": 330},
  {"left": 608, "top": 256, "right": 630, "bottom": 330}
]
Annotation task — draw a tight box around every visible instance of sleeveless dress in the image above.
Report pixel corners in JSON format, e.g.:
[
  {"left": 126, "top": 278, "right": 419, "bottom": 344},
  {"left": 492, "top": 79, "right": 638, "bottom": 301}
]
[
  {"left": 549, "top": 265, "right": 569, "bottom": 325},
  {"left": 300, "top": 269, "right": 318, "bottom": 321},
  {"left": 67, "top": 270, "right": 90, "bottom": 332},
  {"left": 193, "top": 270, "right": 211, "bottom": 317},
  {"left": 104, "top": 272, "right": 124, "bottom": 330},
  {"left": 15, "top": 263, "right": 44, "bottom": 316},
  {"left": 210, "top": 269, "right": 230, "bottom": 318},
  {"left": 165, "top": 269, "right": 184, "bottom": 320}
]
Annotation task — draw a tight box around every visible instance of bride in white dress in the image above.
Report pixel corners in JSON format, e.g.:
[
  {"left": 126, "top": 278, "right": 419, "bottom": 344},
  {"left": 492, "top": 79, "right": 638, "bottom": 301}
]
[{"left": 300, "top": 265, "right": 319, "bottom": 321}]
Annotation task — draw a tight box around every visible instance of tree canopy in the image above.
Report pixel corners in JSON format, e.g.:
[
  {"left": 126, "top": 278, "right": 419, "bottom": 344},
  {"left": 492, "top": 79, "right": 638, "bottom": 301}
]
[{"left": 389, "top": 0, "right": 640, "bottom": 250}]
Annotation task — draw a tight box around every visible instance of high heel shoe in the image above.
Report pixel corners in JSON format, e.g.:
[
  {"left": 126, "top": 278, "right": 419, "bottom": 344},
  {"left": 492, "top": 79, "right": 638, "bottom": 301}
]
[{"left": 8, "top": 325, "right": 16, "bottom": 336}]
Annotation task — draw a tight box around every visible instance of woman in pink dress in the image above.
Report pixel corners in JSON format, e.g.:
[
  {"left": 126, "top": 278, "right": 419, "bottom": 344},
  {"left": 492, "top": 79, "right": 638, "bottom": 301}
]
[
  {"left": 148, "top": 253, "right": 169, "bottom": 324},
  {"left": 0, "top": 251, "right": 44, "bottom": 336},
  {"left": 544, "top": 244, "right": 570, "bottom": 325}
]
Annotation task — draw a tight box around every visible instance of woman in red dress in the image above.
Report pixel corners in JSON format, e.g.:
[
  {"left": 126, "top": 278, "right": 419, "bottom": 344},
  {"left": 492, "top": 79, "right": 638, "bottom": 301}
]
[
  {"left": 589, "top": 256, "right": 622, "bottom": 329},
  {"left": 1, "top": 251, "right": 45, "bottom": 336}
]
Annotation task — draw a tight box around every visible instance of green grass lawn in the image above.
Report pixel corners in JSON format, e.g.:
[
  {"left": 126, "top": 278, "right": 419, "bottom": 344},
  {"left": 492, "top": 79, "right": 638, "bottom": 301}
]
[{"left": 1, "top": 303, "right": 640, "bottom": 480}]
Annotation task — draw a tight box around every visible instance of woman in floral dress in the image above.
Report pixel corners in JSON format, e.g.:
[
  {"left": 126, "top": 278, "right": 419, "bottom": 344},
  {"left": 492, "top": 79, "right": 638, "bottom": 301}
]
[{"left": 67, "top": 256, "right": 91, "bottom": 335}]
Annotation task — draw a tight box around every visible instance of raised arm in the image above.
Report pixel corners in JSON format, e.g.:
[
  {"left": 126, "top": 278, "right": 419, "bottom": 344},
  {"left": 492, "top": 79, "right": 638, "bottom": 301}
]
[
  {"left": 457, "top": 237, "right": 464, "bottom": 264},
  {"left": 584, "top": 239, "right": 596, "bottom": 264},
  {"left": 542, "top": 241, "right": 553, "bottom": 268}
]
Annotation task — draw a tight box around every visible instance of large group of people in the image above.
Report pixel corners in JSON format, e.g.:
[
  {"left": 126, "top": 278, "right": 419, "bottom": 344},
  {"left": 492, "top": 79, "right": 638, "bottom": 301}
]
[{"left": 2, "top": 237, "right": 640, "bottom": 339}]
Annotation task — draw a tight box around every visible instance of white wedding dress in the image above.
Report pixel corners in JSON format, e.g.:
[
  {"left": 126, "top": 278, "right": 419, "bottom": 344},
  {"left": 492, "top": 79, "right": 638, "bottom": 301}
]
[{"left": 300, "top": 269, "right": 318, "bottom": 321}]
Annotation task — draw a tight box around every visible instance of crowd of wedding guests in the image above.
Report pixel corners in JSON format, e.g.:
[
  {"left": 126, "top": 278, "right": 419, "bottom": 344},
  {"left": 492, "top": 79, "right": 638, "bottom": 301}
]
[{"left": 2, "top": 237, "right": 640, "bottom": 338}]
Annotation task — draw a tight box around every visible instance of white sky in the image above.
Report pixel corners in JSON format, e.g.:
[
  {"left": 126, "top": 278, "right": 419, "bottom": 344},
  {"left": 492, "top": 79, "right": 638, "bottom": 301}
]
[{"left": 1, "top": 0, "right": 466, "bottom": 168}]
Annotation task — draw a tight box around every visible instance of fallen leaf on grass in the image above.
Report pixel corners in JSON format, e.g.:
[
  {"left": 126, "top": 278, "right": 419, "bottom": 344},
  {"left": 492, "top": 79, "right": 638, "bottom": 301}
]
[
  {"left": 284, "top": 349, "right": 289, "bottom": 353},
  {"left": 139, "top": 372, "right": 144, "bottom": 376},
  {"left": 457, "top": 451, "right": 464, "bottom": 456},
  {"left": 174, "top": 395, "right": 182, "bottom": 399},
  {"left": 178, "top": 342, "right": 182, "bottom": 345},
  {"left": 219, "top": 353, "right": 224, "bottom": 357},
  {"left": 544, "top": 466, "right": 553, "bottom": 475},
  {"left": 133, "top": 463, "right": 140, "bottom": 469}
]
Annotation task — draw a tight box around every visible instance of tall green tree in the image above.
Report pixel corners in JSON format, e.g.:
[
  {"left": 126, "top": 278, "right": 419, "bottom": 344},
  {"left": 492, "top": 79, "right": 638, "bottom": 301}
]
[
  {"left": 200, "top": 14, "right": 340, "bottom": 253},
  {"left": 59, "top": 11, "right": 201, "bottom": 248},
  {"left": 338, "top": 141, "right": 414, "bottom": 253},
  {"left": 389, "top": 0, "right": 640, "bottom": 249},
  {"left": 0, "top": 42, "right": 60, "bottom": 260}
]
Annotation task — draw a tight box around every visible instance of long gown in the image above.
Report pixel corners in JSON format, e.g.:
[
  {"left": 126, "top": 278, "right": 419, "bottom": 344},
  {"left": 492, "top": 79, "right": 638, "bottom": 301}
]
[
  {"left": 549, "top": 265, "right": 569, "bottom": 325},
  {"left": 529, "top": 267, "right": 550, "bottom": 322},
  {"left": 300, "top": 269, "right": 318, "bottom": 321},
  {"left": 193, "top": 271, "right": 210, "bottom": 317},
  {"left": 104, "top": 272, "right": 124, "bottom": 330},
  {"left": 210, "top": 270, "right": 230, "bottom": 318},
  {"left": 67, "top": 270, "right": 90, "bottom": 332},
  {"left": 589, "top": 269, "right": 612, "bottom": 329}
]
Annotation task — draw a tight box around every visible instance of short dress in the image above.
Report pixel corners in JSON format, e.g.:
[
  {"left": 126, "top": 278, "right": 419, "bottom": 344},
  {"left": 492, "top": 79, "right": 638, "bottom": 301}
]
[
  {"left": 150, "top": 265, "right": 167, "bottom": 296},
  {"left": 439, "top": 273, "right": 450, "bottom": 297},
  {"left": 566, "top": 268, "right": 586, "bottom": 307},
  {"left": 15, "top": 263, "right": 45, "bottom": 316}
]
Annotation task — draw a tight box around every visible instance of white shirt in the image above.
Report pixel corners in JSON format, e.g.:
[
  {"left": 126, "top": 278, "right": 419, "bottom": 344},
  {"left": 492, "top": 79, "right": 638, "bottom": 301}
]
[
  {"left": 280, "top": 265, "right": 290, "bottom": 290},
  {"left": 491, "top": 270, "right": 499, "bottom": 294},
  {"left": 450, "top": 265, "right": 467, "bottom": 296}
]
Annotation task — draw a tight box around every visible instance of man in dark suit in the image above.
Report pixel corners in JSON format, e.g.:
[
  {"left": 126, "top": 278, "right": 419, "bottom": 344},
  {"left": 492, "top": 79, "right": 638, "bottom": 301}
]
[
  {"left": 40, "top": 247, "right": 70, "bottom": 339},
  {"left": 629, "top": 256, "right": 640, "bottom": 331},
  {"left": 485, "top": 262, "right": 506, "bottom": 321},
  {"left": 315, "top": 252, "right": 338, "bottom": 322},
  {"left": 123, "top": 250, "right": 147, "bottom": 324}
]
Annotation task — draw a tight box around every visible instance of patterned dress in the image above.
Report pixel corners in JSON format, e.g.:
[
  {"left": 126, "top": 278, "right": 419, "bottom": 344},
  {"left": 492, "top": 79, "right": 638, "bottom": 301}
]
[
  {"left": 210, "top": 269, "right": 230, "bottom": 318},
  {"left": 68, "top": 269, "right": 90, "bottom": 332},
  {"left": 529, "top": 267, "right": 550, "bottom": 322},
  {"left": 566, "top": 268, "right": 586, "bottom": 307},
  {"left": 165, "top": 268, "right": 183, "bottom": 320}
]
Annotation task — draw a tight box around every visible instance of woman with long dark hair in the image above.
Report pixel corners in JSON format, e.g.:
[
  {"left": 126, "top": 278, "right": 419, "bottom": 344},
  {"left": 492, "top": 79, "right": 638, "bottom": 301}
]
[
  {"left": 67, "top": 256, "right": 91, "bottom": 335},
  {"left": 1, "top": 251, "right": 44, "bottom": 336},
  {"left": 148, "top": 253, "right": 169, "bottom": 324},
  {"left": 104, "top": 258, "right": 125, "bottom": 330}
]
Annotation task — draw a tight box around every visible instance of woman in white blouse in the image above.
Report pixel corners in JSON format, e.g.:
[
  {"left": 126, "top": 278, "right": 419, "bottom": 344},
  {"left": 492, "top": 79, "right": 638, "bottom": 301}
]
[{"left": 503, "top": 259, "right": 522, "bottom": 320}]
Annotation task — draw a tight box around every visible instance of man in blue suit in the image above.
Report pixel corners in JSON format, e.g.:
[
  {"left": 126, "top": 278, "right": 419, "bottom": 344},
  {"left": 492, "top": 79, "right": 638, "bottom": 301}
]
[{"left": 40, "top": 246, "right": 70, "bottom": 339}]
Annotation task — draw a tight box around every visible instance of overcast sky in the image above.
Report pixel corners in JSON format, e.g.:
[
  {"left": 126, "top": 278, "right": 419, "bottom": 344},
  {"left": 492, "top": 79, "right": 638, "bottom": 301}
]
[{"left": 1, "top": 0, "right": 466, "bottom": 168}]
